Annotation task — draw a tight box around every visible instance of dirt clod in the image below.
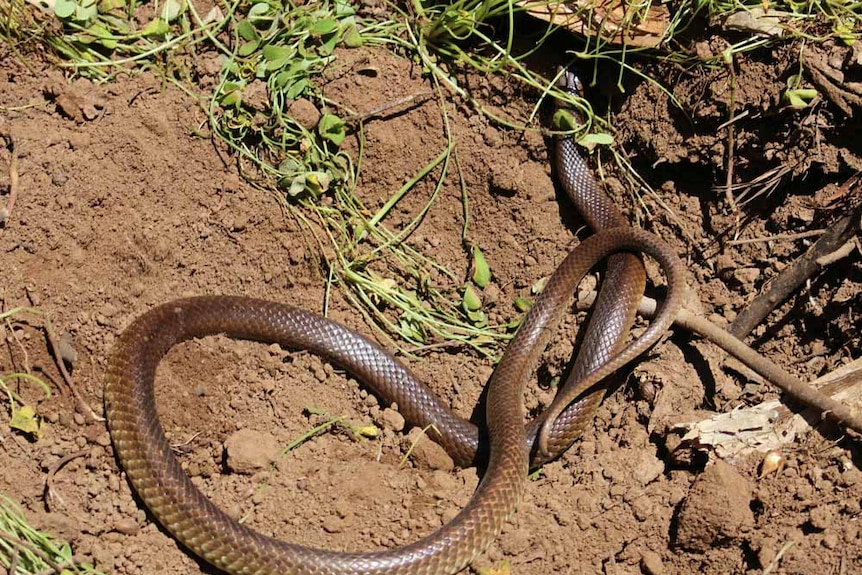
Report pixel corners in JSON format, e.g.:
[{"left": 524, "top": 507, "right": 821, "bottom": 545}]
[
  {"left": 808, "top": 505, "right": 835, "bottom": 531},
  {"left": 380, "top": 407, "right": 405, "bottom": 432},
  {"left": 224, "top": 429, "right": 280, "bottom": 474},
  {"left": 674, "top": 460, "right": 755, "bottom": 552},
  {"left": 404, "top": 427, "right": 455, "bottom": 471},
  {"left": 640, "top": 550, "right": 664, "bottom": 575}
]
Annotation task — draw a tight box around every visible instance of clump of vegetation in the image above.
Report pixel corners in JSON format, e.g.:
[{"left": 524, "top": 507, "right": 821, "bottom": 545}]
[{"left": 0, "top": 493, "right": 106, "bottom": 574}]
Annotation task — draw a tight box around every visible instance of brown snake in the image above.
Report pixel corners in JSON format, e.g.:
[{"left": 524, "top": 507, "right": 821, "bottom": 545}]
[{"left": 104, "top": 71, "right": 687, "bottom": 574}]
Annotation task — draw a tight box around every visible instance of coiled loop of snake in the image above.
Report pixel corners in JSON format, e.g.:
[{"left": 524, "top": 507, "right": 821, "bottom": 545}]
[
  {"left": 105, "top": 227, "right": 685, "bottom": 575},
  {"left": 105, "top": 65, "right": 686, "bottom": 575}
]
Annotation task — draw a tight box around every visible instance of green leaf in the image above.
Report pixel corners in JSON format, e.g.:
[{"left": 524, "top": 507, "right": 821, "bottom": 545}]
[
  {"left": 237, "top": 19, "right": 259, "bottom": 41},
  {"left": 262, "top": 44, "right": 296, "bottom": 71},
  {"left": 398, "top": 316, "right": 426, "bottom": 343},
  {"left": 318, "top": 113, "right": 345, "bottom": 147},
  {"left": 310, "top": 18, "right": 338, "bottom": 35},
  {"left": 54, "top": 0, "right": 77, "bottom": 19},
  {"left": 277, "top": 156, "right": 304, "bottom": 176},
  {"left": 552, "top": 109, "right": 578, "bottom": 131},
  {"left": 306, "top": 171, "right": 332, "bottom": 195},
  {"left": 285, "top": 77, "right": 308, "bottom": 99},
  {"left": 514, "top": 297, "right": 532, "bottom": 312},
  {"left": 238, "top": 40, "right": 260, "bottom": 57},
  {"left": 87, "top": 20, "right": 117, "bottom": 49},
  {"left": 319, "top": 31, "right": 339, "bottom": 55},
  {"left": 342, "top": 23, "right": 363, "bottom": 47},
  {"left": 471, "top": 245, "right": 490, "bottom": 288},
  {"left": 10, "top": 405, "right": 41, "bottom": 438},
  {"left": 578, "top": 132, "right": 614, "bottom": 148},
  {"left": 75, "top": 0, "right": 98, "bottom": 22},
  {"left": 466, "top": 309, "right": 488, "bottom": 327},
  {"left": 834, "top": 22, "right": 857, "bottom": 46},
  {"left": 334, "top": 0, "right": 355, "bottom": 17},
  {"left": 784, "top": 88, "right": 818, "bottom": 109},
  {"left": 248, "top": 2, "right": 270, "bottom": 17},
  {"left": 142, "top": 17, "right": 171, "bottom": 37},
  {"left": 97, "top": 0, "right": 124, "bottom": 13},
  {"left": 462, "top": 284, "right": 482, "bottom": 312},
  {"left": 262, "top": 44, "right": 292, "bottom": 62},
  {"left": 287, "top": 174, "right": 306, "bottom": 196},
  {"left": 220, "top": 89, "right": 242, "bottom": 108}
]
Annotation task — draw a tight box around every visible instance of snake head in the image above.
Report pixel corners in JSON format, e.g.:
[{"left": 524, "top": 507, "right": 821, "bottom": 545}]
[{"left": 556, "top": 66, "right": 584, "bottom": 99}]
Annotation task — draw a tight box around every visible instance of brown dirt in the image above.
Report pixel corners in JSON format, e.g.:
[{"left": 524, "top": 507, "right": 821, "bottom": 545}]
[{"left": 1, "top": 28, "right": 861, "bottom": 575}]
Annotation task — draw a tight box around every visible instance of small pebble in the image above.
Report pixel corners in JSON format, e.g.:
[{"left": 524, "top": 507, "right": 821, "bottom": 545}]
[
  {"left": 321, "top": 516, "right": 344, "bottom": 534},
  {"left": 225, "top": 504, "right": 242, "bottom": 521},
  {"left": 641, "top": 550, "right": 665, "bottom": 575},
  {"left": 114, "top": 519, "right": 139, "bottom": 536},
  {"left": 380, "top": 408, "right": 405, "bottom": 432}
]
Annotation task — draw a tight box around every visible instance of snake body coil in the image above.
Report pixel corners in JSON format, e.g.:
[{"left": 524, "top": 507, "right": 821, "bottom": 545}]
[{"left": 105, "top": 72, "right": 686, "bottom": 575}]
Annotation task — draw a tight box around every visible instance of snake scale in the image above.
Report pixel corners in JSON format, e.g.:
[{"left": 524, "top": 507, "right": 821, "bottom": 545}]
[{"left": 104, "top": 70, "right": 686, "bottom": 574}]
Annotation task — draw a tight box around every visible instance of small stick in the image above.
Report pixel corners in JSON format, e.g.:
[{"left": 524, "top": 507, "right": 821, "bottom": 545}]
[
  {"left": 346, "top": 92, "right": 434, "bottom": 124},
  {"left": 577, "top": 292, "right": 862, "bottom": 436},
  {"left": 42, "top": 318, "right": 102, "bottom": 422},
  {"left": 816, "top": 237, "right": 858, "bottom": 266},
  {"left": 44, "top": 449, "right": 88, "bottom": 512},
  {"left": 723, "top": 60, "right": 739, "bottom": 220},
  {"left": 716, "top": 109, "right": 750, "bottom": 131},
  {"left": 729, "top": 207, "right": 860, "bottom": 339},
  {"left": 727, "top": 229, "right": 825, "bottom": 246}
]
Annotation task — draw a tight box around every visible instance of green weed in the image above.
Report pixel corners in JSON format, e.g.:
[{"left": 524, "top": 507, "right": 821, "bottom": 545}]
[{"left": 0, "top": 494, "right": 106, "bottom": 574}]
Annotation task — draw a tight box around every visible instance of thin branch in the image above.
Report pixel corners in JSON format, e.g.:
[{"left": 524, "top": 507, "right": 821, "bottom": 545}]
[
  {"left": 577, "top": 291, "right": 862, "bottom": 436},
  {"left": 729, "top": 207, "right": 860, "bottom": 339},
  {"left": 726, "top": 229, "right": 825, "bottom": 246}
]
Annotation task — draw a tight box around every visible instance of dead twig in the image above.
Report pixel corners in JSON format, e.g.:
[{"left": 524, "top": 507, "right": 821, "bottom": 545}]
[
  {"left": 346, "top": 92, "right": 435, "bottom": 125},
  {"left": 41, "top": 317, "right": 101, "bottom": 422},
  {"left": 815, "top": 237, "right": 859, "bottom": 266},
  {"left": 803, "top": 51, "right": 862, "bottom": 117},
  {"left": 729, "top": 204, "right": 861, "bottom": 339},
  {"left": 43, "top": 449, "right": 88, "bottom": 512},
  {"left": 726, "top": 228, "right": 825, "bottom": 246},
  {"left": 723, "top": 60, "right": 739, "bottom": 222},
  {"left": 673, "top": 358, "right": 862, "bottom": 459},
  {"left": 577, "top": 292, "right": 862, "bottom": 436}
]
